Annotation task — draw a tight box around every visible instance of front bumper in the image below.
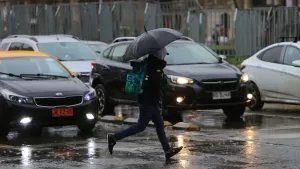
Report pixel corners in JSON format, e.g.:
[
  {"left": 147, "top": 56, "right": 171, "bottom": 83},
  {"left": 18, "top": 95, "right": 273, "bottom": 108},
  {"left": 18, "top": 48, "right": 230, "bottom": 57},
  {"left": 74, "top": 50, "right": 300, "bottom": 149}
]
[
  {"left": 164, "top": 82, "right": 250, "bottom": 110},
  {"left": 7, "top": 98, "right": 99, "bottom": 128}
]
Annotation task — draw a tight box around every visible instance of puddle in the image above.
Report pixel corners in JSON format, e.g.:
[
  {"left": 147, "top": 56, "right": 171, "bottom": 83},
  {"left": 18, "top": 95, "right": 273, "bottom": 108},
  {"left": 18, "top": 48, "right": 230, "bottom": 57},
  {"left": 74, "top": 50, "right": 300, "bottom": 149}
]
[{"left": 186, "top": 111, "right": 300, "bottom": 130}]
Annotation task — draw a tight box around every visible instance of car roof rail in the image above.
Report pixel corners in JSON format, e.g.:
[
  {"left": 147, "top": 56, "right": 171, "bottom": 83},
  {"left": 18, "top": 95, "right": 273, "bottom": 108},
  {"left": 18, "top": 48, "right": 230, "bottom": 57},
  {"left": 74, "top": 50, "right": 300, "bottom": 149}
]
[
  {"left": 112, "top": 37, "right": 136, "bottom": 43},
  {"left": 7, "top": 35, "right": 38, "bottom": 42},
  {"left": 181, "top": 36, "right": 194, "bottom": 41},
  {"left": 49, "top": 34, "right": 80, "bottom": 40},
  {"left": 279, "top": 36, "right": 300, "bottom": 43}
]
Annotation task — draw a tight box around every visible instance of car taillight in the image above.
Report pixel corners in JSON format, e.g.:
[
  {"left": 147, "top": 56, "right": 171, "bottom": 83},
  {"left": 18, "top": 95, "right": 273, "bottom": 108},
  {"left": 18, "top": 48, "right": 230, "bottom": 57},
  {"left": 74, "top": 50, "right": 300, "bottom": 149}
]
[
  {"left": 240, "top": 65, "right": 246, "bottom": 71},
  {"left": 91, "top": 61, "right": 96, "bottom": 70}
]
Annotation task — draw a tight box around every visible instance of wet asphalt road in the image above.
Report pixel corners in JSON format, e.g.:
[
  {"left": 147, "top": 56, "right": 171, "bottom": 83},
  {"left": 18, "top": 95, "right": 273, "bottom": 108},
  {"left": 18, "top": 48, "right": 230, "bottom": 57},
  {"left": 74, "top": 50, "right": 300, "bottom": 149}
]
[{"left": 1, "top": 104, "right": 300, "bottom": 169}]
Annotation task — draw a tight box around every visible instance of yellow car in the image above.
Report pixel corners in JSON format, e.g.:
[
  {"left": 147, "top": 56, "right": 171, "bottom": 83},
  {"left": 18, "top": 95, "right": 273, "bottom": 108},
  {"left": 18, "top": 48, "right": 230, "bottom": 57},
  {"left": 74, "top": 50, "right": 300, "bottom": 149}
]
[{"left": 0, "top": 51, "right": 99, "bottom": 137}]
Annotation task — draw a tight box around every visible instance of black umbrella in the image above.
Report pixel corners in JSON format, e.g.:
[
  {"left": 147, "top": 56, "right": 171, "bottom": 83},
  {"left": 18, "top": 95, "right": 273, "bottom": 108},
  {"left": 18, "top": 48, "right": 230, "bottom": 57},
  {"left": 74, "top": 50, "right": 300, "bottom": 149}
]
[{"left": 124, "top": 28, "right": 182, "bottom": 61}]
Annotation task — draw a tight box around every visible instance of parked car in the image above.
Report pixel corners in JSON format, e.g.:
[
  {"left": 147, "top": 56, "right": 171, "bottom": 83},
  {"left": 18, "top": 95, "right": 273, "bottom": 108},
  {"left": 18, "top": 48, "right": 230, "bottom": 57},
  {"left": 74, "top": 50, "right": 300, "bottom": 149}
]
[
  {"left": 82, "top": 40, "right": 108, "bottom": 54},
  {"left": 241, "top": 38, "right": 300, "bottom": 110},
  {"left": 89, "top": 39, "right": 252, "bottom": 118},
  {"left": 0, "top": 51, "right": 99, "bottom": 137},
  {"left": 0, "top": 34, "right": 98, "bottom": 84}
]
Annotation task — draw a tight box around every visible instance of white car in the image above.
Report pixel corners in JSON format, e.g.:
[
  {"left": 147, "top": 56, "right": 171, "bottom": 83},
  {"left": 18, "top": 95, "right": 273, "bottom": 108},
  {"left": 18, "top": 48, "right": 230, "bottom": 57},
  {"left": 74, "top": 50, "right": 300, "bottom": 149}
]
[{"left": 240, "top": 39, "right": 300, "bottom": 110}]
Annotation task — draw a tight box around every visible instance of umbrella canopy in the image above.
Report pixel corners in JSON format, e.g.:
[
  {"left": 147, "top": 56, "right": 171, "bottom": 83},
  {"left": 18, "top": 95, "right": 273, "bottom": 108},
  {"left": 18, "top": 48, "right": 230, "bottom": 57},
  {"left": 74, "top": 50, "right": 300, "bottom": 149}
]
[{"left": 124, "top": 28, "right": 182, "bottom": 61}]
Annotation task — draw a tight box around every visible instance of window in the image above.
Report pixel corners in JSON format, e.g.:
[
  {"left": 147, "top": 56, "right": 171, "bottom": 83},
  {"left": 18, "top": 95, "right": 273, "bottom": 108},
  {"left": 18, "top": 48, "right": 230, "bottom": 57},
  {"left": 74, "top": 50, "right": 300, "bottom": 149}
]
[
  {"left": 261, "top": 46, "right": 283, "bottom": 63},
  {"left": 102, "top": 48, "right": 111, "bottom": 58},
  {"left": 22, "top": 44, "right": 34, "bottom": 51},
  {"left": 0, "top": 57, "right": 71, "bottom": 78},
  {"left": 165, "top": 43, "right": 219, "bottom": 65},
  {"left": 37, "top": 42, "right": 97, "bottom": 61},
  {"left": 110, "top": 44, "right": 129, "bottom": 62},
  {"left": 8, "top": 42, "right": 23, "bottom": 51},
  {"left": 0, "top": 43, "right": 9, "bottom": 50},
  {"left": 283, "top": 46, "right": 300, "bottom": 66}
]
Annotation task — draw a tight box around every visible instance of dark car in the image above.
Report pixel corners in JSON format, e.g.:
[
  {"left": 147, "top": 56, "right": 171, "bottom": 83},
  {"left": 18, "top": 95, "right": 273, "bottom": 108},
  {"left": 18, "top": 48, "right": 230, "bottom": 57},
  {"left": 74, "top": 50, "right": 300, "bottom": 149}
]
[
  {"left": 89, "top": 40, "right": 251, "bottom": 118},
  {"left": 0, "top": 51, "right": 99, "bottom": 137}
]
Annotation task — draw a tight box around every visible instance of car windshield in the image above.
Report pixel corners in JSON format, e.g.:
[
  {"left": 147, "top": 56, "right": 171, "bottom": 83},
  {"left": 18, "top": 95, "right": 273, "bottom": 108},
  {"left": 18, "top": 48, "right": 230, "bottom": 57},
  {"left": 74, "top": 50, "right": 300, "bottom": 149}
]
[
  {"left": 0, "top": 56, "right": 71, "bottom": 79},
  {"left": 37, "top": 42, "right": 97, "bottom": 61},
  {"left": 88, "top": 44, "right": 107, "bottom": 52},
  {"left": 165, "top": 43, "right": 220, "bottom": 65}
]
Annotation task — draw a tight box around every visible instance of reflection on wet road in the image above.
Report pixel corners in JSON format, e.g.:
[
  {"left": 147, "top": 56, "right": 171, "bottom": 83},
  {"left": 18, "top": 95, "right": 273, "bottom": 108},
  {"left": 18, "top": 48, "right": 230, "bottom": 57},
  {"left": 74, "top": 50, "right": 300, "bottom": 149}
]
[{"left": 1, "top": 104, "right": 300, "bottom": 168}]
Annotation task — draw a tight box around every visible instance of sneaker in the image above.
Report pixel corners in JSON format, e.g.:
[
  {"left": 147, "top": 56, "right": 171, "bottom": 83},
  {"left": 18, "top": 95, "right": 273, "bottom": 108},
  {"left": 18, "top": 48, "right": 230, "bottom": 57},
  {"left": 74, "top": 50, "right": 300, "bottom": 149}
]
[
  {"left": 107, "top": 133, "right": 116, "bottom": 155},
  {"left": 165, "top": 146, "right": 183, "bottom": 160}
]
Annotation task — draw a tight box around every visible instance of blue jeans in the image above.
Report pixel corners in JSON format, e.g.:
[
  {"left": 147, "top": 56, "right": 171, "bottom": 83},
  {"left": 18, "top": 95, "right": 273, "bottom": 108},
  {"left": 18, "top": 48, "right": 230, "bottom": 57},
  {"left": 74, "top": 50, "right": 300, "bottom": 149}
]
[{"left": 114, "top": 103, "right": 170, "bottom": 152}]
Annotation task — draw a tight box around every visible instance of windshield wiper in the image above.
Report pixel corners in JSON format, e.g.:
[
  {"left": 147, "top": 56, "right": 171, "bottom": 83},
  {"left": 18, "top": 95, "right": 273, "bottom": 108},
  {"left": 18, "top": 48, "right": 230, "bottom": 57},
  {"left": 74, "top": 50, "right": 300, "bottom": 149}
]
[
  {"left": 0, "top": 72, "right": 22, "bottom": 78},
  {"left": 20, "top": 73, "right": 69, "bottom": 79}
]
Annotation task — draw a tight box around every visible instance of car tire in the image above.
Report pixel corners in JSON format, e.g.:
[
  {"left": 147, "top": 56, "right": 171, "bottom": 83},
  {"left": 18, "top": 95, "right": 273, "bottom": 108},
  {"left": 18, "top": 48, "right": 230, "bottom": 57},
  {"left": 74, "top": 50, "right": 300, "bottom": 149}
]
[
  {"left": 77, "top": 123, "right": 96, "bottom": 133},
  {"left": 222, "top": 105, "right": 246, "bottom": 119},
  {"left": 94, "top": 84, "right": 114, "bottom": 116},
  {"left": 247, "top": 82, "right": 264, "bottom": 111},
  {"left": 0, "top": 97, "right": 11, "bottom": 137}
]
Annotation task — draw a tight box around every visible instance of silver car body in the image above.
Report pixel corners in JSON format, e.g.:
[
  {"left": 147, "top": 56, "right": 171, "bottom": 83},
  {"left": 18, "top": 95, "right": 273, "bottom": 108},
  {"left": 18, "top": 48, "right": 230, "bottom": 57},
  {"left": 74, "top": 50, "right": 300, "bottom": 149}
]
[{"left": 0, "top": 35, "right": 97, "bottom": 84}]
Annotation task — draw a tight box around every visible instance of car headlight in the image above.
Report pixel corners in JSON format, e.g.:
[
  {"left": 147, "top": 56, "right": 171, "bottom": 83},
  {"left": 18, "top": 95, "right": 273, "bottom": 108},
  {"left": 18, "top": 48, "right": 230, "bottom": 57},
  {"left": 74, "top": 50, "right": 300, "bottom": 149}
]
[
  {"left": 84, "top": 87, "right": 97, "bottom": 101},
  {"left": 1, "top": 89, "right": 34, "bottom": 104},
  {"left": 240, "top": 73, "right": 249, "bottom": 83},
  {"left": 167, "top": 75, "right": 194, "bottom": 85}
]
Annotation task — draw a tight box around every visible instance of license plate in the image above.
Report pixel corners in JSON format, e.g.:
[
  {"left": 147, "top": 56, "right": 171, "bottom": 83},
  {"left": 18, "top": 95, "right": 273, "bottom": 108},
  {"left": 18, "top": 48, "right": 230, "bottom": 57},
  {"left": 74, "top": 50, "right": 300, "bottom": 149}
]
[
  {"left": 212, "top": 91, "right": 231, "bottom": 100},
  {"left": 52, "top": 108, "right": 73, "bottom": 117}
]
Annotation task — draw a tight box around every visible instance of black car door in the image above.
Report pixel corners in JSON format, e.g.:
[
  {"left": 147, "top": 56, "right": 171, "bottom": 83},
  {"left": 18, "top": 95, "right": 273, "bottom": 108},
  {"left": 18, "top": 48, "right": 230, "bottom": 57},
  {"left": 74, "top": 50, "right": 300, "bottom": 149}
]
[{"left": 107, "top": 43, "right": 136, "bottom": 102}]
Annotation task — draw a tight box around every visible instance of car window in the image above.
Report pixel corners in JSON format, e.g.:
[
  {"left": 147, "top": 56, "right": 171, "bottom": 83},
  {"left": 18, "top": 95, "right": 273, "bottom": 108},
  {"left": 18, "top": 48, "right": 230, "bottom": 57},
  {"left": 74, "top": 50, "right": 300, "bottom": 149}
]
[
  {"left": 37, "top": 42, "right": 97, "bottom": 61},
  {"left": 8, "top": 42, "right": 23, "bottom": 51},
  {"left": 88, "top": 44, "right": 107, "bottom": 53},
  {"left": 283, "top": 46, "right": 300, "bottom": 66},
  {"left": 0, "top": 57, "right": 71, "bottom": 79},
  {"left": 22, "top": 44, "right": 34, "bottom": 51},
  {"left": 261, "top": 46, "right": 283, "bottom": 63},
  {"left": 165, "top": 43, "right": 219, "bottom": 65},
  {"left": 110, "top": 44, "right": 129, "bottom": 62},
  {"left": 102, "top": 48, "right": 111, "bottom": 58},
  {"left": 0, "top": 43, "right": 9, "bottom": 50}
]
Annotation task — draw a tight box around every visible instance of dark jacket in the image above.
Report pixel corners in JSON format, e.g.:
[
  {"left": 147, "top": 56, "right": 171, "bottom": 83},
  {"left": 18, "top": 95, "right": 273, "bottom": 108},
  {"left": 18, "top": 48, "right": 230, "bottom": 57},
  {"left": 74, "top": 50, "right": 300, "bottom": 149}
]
[{"left": 138, "top": 55, "right": 167, "bottom": 105}]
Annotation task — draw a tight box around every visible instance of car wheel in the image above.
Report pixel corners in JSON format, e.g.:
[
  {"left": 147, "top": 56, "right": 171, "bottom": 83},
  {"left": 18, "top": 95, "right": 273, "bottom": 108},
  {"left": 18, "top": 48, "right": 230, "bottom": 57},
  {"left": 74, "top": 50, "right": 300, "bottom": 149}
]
[
  {"left": 77, "top": 123, "right": 96, "bottom": 133},
  {"left": 0, "top": 98, "right": 11, "bottom": 137},
  {"left": 94, "top": 84, "right": 114, "bottom": 116},
  {"left": 223, "top": 105, "right": 246, "bottom": 119},
  {"left": 247, "top": 82, "right": 264, "bottom": 111}
]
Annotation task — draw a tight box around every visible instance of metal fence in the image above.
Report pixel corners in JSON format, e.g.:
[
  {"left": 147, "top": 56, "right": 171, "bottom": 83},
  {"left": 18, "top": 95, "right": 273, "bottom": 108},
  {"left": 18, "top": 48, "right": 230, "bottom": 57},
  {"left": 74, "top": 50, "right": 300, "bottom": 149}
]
[{"left": 0, "top": 1, "right": 299, "bottom": 57}]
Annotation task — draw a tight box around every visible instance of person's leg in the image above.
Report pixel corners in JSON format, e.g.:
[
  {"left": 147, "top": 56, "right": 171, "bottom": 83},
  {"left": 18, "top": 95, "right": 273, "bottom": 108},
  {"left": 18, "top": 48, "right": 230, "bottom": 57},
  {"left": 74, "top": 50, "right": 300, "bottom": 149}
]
[
  {"left": 107, "top": 104, "right": 153, "bottom": 154},
  {"left": 114, "top": 104, "right": 153, "bottom": 140},
  {"left": 151, "top": 105, "right": 170, "bottom": 152},
  {"left": 151, "top": 104, "right": 183, "bottom": 160}
]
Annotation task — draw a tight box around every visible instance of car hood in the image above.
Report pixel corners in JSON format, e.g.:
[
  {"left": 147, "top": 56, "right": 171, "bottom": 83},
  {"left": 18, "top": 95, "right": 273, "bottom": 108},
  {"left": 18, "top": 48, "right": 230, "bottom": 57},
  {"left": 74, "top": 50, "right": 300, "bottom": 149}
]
[
  {"left": 61, "top": 61, "right": 93, "bottom": 73},
  {"left": 164, "top": 63, "right": 241, "bottom": 80},
  {"left": 0, "top": 78, "right": 89, "bottom": 97}
]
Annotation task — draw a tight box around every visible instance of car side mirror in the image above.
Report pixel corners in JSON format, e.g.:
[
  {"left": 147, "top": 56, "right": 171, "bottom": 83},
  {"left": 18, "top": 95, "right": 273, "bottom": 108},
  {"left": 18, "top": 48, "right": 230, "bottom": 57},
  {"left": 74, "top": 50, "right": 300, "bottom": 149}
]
[
  {"left": 96, "top": 51, "right": 101, "bottom": 54},
  {"left": 292, "top": 60, "right": 300, "bottom": 67}
]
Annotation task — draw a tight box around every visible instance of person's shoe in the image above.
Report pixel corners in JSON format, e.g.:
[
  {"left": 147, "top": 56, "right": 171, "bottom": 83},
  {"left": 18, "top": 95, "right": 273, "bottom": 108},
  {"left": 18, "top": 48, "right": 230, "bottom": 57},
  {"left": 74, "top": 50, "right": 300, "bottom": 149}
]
[
  {"left": 165, "top": 146, "right": 183, "bottom": 160},
  {"left": 107, "top": 133, "right": 116, "bottom": 155}
]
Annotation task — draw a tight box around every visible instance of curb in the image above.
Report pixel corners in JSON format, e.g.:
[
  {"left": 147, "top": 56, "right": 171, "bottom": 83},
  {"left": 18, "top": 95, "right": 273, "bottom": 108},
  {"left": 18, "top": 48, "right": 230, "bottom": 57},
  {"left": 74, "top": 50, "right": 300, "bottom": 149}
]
[
  {"left": 172, "top": 122, "right": 200, "bottom": 131},
  {"left": 99, "top": 115, "right": 124, "bottom": 123}
]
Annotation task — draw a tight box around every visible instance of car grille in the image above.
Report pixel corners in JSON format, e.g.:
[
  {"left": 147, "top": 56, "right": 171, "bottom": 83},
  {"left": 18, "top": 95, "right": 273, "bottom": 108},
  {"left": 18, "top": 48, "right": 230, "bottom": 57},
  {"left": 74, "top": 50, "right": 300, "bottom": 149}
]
[
  {"left": 200, "top": 79, "right": 239, "bottom": 91},
  {"left": 34, "top": 96, "right": 83, "bottom": 107}
]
